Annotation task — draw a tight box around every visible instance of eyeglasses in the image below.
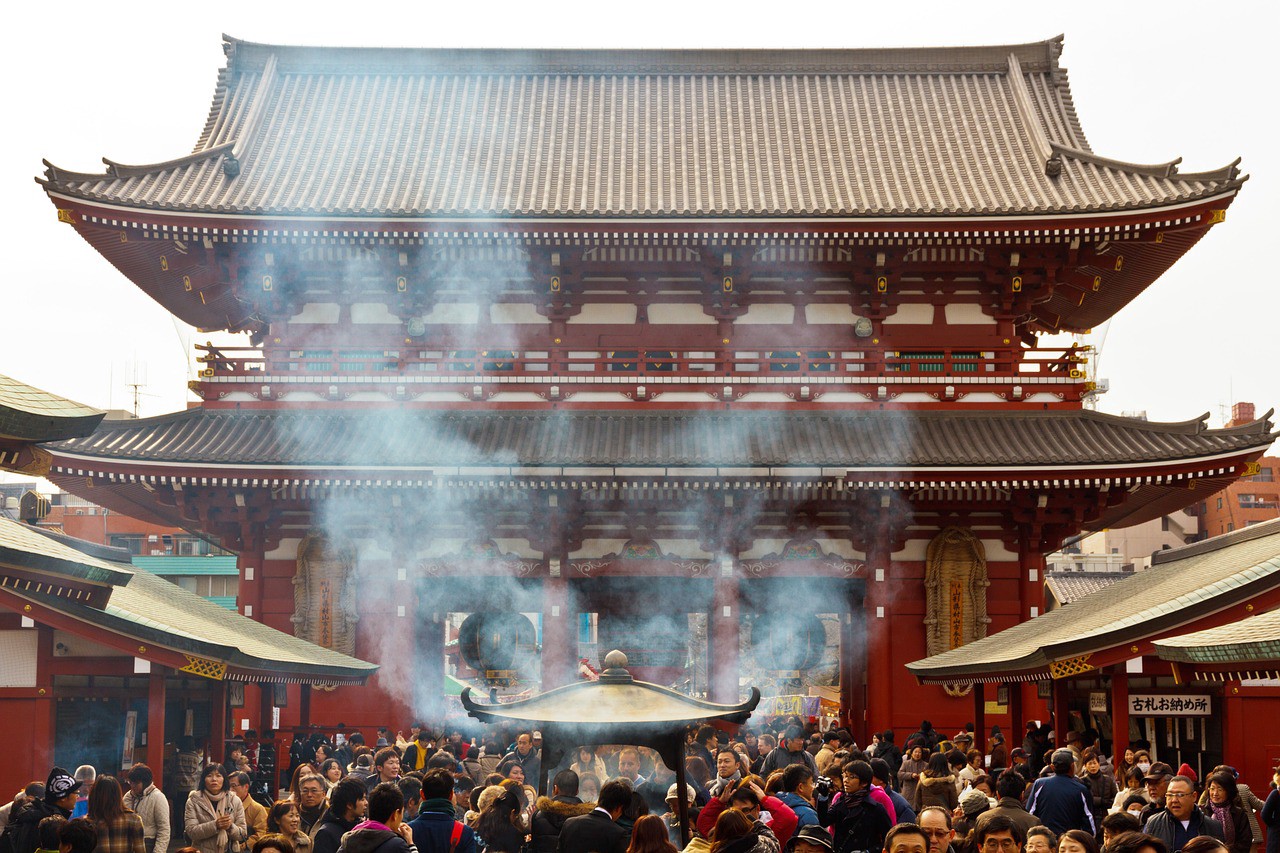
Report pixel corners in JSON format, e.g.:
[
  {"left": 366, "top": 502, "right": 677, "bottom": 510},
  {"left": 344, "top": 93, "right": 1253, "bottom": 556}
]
[
  {"left": 981, "top": 839, "right": 1020, "bottom": 851},
  {"left": 1166, "top": 792, "right": 1193, "bottom": 799}
]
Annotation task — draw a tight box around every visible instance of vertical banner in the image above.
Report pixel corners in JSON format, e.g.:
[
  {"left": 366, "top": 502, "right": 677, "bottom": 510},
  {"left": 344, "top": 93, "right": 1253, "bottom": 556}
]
[{"left": 123, "top": 710, "right": 138, "bottom": 770}]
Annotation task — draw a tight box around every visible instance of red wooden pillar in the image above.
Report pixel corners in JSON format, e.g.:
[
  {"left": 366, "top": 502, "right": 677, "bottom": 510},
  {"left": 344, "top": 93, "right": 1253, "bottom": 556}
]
[
  {"left": 973, "top": 685, "right": 986, "bottom": 754},
  {"left": 840, "top": 605, "right": 866, "bottom": 740},
  {"left": 710, "top": 561, "right": 740, "bottom": 704},
  {"left": 1110, "top": 669, "right": 1129, "bottom": 756},
  {"left": 34, "top": 624, "right": 55, "bottom": 772},
  {"left": 147, "top": 667, "right": 167, "bottom": 787},
  {"left": 209, "top": 681, "right": 227, "bottom": 752},
  {"left": 259, "top": 682, "right": 274, "bottom": 743},
  {"left": 237, "top": 547, "right": 265, "bottom": 621},
  {"left": 865, "top": 538, "right": 892, "bottom": 736},
  {"left": 1008, "top": 682, "right": 1024, "bottom": 742},
  {"left": 542, "top": 573, "right": 573, "bottom": 689}
]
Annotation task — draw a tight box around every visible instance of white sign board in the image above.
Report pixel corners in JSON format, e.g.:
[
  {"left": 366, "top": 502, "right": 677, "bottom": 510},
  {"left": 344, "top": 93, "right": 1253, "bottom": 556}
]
[
  {"left": 1129, "top": 694, "right": 1210, "bottom": 716},
  {"left": 1089, "top": 692, "right": 1108, "bottom": 713}
]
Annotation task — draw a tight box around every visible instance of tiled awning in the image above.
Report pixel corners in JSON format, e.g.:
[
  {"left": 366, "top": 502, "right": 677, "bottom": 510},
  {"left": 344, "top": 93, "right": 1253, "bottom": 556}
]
[{"left": 906, "top": 518, "right": 1280, "bottom": 684}]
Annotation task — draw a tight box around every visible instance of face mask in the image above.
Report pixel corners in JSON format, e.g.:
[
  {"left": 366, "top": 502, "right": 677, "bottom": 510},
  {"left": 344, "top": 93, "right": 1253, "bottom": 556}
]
[{"left": 1137, "top": 763, "right": 1151, "bottom": 773}]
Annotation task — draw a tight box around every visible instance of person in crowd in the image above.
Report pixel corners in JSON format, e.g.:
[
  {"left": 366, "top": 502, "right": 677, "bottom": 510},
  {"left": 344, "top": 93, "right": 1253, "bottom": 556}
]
[
  {"left": 710, "top": 752, "right": 744, "bottom": 799},
  {"left": 915, "top": 753, "right": 960, "bottom": 815},
  {"left": 404, "top": 769, "right": 474, "bottom": 853},
  {"left": 684, "top": 759, "right": 712, "bottom": 808},
  {"left": 706, "top": 807, "right": 776, "bottom": 853},
  {"left": 558, "top": 778, "right": 632, "bottom": 853},
  {"left": 752, "top": 738, "right": 776, "bottom": 778},
  {"left": 122, "top": 767, "right": 169, "bottom": 853},
  {"left": 1139, "top": 765, "right": 1175, "bottom": 826},
  {"left": 956, "top": 788, "right": 995, "bottom": 851},
  {"left": 267, "top": 802, "right": 312, "bottom": 853},
  {"left": 1, "top": 782, "right": 46, "bottom": 835},
  {"left": 973, "top": 815, "right": 1025, "bottom": 853},
  {"left": 870, "top": 759, "right": 914, "bottom": 825},
  {"left": 318, "top": 761, "right": 343, "bottom": 793},
  {"left": 335, "top": 782, "right": 414, "bottom": 853},
  {"left": 250, "top": 837, "right": 293, "bottom": 853},
  {"left": 660, "top": 784, "right": 696, "bottom": 848},
  {"left": 1181, "top": 840, "right": 1230, "bottom": 853},
  {"left": 814, "top": 734, "right": 841, "bottom": 779},
  {"left": 1100, "top": 813, "right": 1141, "bottom": 847},
  {"left": 571, "top": 748, "right": 609, "bottom": 787},
  {"left": 1057, "top": 829, "right": 1097, "bottom": 853},
  {"left": 579, "top": 773, "right": 603, "bottom": 808},
  {"left": 532, "top": 769, "right": 591, "bottom": 853},
  {"left": 288, "top": 766, "right": 319, "bottom": 806},
  {"left": 184, "top": 765, "right": 248, "bottom": 853},
  {"left": 900, "top": 746, "right": 929, "bottom": 807},
  {"left": 1079, "top": 751, "right": 1116, "bottom": 836},
  {"left": 1115, "top": 750, "right": 1138, "bottom": 788},
  {"left": 1113, "top": 769, "right": 1150, "bottom": 815},
  {"left": 498, "top": 733, "right": 541, "bottom": 786},
  {"left": 818, "top": 760, "right": 889, "bottom": 853},
  {"left": 628, "top": 813, "right": 679, "bottom": 853},
  {"left": 33, "top": 814, "right": 65, "bottom": 853},
  {"left": 399, "top": 733, "right": 433, "bottom": 776},
  {"left": 1262, "top": 766, "right": 1280, "bottom": 853},
  {"left": 960, "top": 752, "right": 986, "bottom": 790},
  {"left": 293, "top": 776, "right": 327, "bottom": 836},
  {"left": 365, "top": 751, "right": 400, "bottom": 794},
  {"left": 1198, "top": 767, "right": 1265, "bottom": 853},
  {"left": 760, "top": 731, "right": 818, "bottom": 779},
  {"left": 312, "top": 779, "right": 367, "bottom": 853},
  {"left": 395, "top": 779, "right": 421, "bottom": 825},
  {"left": 696, "top": 779, "right": 796, "bottom": 846},
  {"left": 774, "top": 765, "right": 819, "bottom": 832},
  {"left": 57, "top": 819, "right": 98, "bottom": 853},
  {"left": 689, "top": 729, "right": 719, "bottom": 776},
  {"left": 1200, "top": 772, "right": 1252, "bottom": 853},
  {"left": 228, "top": 772, "right": 267, "bottom": 847},
  {"left": 1027, "top": 751, "right": 1094, "bottom": 837},
  {"left": 1101, "top": 831, "right": 1166, "bottom": 853},
  {"left": 1142, "top": 776, "right": 1224, "bottom": 853},
  {"left": 85, "top": 775, "right": 144, "bottom": 853},
  {"left": 920, "top": 806, "right": 957, "bottom": 853},
  {"left": 69, "top": 769, "right": 96, "bottom": 821},
  {"left": 1025, "top": 826, "right": 1058, "bottom": 853},
  {"left": 8, "top": 770, "right": 81, "bottom": 853}
]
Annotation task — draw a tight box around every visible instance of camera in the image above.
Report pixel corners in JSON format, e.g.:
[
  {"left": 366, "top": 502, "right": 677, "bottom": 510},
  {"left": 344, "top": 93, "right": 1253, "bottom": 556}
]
[{"left": 814, "top": 775, "right": 834, "bottom": 798}]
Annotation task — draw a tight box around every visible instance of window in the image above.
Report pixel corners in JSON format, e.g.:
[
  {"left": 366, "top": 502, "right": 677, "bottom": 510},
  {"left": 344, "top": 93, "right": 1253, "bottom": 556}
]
[
  {"left": 1250, "top": 467, "right": 1274, "bottom": 482},
  {"left": 108, "top": 535, "right": 144, "bottom": 556},
  {"left": 1216, "top": 497, "right": 1223, "bottom": 510}
]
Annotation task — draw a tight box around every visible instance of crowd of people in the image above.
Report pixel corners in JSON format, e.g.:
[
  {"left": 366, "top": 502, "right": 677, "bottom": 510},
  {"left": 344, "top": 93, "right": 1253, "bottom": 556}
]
[{"left": 1, "top": 717, "right": 1277, "bottom": 853}]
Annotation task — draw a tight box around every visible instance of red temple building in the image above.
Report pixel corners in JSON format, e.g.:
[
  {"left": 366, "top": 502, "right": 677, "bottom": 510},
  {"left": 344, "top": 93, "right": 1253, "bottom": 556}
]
[{"left": 25, "top": 36, "right": 1275, "bottom": 752}]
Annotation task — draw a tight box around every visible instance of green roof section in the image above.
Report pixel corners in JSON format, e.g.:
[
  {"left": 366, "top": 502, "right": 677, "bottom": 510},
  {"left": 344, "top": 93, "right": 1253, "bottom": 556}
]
[
  {"left": 906, "top": 517, "right": 1280, "bottom": 683},
  {"left": 0, "top": 516, "right": 133, "bottom": 587},
  {"left": 133, "top": 556, "right": 239, "bottom": 575},
  {"left": 1153, "top": 606, "right": 1280, "bottom": 664},
  {"left": 0, "top": 373, "right": 104, "bottom": 442}
]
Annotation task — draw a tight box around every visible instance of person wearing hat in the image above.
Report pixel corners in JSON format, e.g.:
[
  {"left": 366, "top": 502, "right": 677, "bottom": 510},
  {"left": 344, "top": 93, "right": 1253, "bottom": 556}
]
[
  {"left": 761, "top": 728, "right": 819, "bottom": 778},
  {"left": 6, "top": 769, "right": 80, "bottom": 853},
  {"left": 1138, "top": 763, "right": 1175, "bottom": 825},
  {"left": 954, "top": 788, "right": 995, "bottom": 845},
  {"left": 659, "top": 781, "right": 696, "bottom": 846},
  {"left": 976, "top": 769, "right": 1041, "bottom": 839},
  {"left": 1026, "top": 750, "right": 1095, "bottom": 837},
  {"left": 783, "top": 824, "right": 836, "bottom": 853}
]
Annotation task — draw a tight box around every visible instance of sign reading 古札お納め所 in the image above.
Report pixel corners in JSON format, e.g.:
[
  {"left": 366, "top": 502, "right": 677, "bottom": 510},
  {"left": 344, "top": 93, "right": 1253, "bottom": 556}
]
[{"left": 1128, "top": 694, "right": 1211, "bottom": 716}]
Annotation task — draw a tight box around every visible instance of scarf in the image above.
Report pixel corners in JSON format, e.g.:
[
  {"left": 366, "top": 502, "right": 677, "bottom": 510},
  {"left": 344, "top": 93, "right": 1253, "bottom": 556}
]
[
  {"left": 1209, "top": 802, "right": 1235, "bottom": 846},
  {"left": 351, "top": 820, "right": 393, "bottom": 833},
  {"left": 201, "top": 790, "right": 230, "bottom": 853}
]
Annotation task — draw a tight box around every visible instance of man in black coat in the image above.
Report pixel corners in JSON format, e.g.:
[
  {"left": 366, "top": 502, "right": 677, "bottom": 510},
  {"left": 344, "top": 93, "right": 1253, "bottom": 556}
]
[
  {"left": 6, "top": 770, "right": 79, "bottom": 853},
  {"left": 314, "top": 779, "right": 369, "bottom": 853},
  {"left": 557, "top": 779, "right": 631, "bottom": 853},
  {"left": 532, "top": 770, "right": 594, "bottom": 853},
  {"left": 1143, "top": 776, "right": 1224, "bottom": 853}
]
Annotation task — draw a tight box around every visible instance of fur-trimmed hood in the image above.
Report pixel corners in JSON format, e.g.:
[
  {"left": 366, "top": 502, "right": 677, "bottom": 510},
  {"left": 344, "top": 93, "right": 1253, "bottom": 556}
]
[
  {"left": 920, "top": 775, "right": 957, "bottom": 787},
  {"left": 534, "top": 795, "right": 595, "bottom": 818}
]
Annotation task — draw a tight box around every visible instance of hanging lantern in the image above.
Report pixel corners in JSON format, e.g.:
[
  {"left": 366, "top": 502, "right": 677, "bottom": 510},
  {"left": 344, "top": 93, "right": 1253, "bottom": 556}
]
[
  {"left": 750, "top": 613, "right": 826, "bottom": 673},
  {"left": 458, "top": 612, "right": 537, "bottom": 684}
]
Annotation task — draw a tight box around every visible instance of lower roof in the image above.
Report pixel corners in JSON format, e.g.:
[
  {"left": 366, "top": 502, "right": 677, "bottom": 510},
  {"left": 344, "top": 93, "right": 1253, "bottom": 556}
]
[
  {"left": 1152, "top": 606, "right": 1280, "bottom": 665},
  {"left": 0, "top": 373, "right": 103, "bottom": 443},
  {"left": 906, "top": 518, "right": 1280, "bottom": 683},
  {"left": 0, "top": 515, "right": 376, "bottom": 684},
  {"left": 48, "top": 406, "right": 1275, "bottom": 470}
]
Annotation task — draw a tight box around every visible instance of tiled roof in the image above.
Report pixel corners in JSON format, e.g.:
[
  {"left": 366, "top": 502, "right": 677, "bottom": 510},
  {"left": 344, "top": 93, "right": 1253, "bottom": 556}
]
[
  {"left": 46, "top": 407, "right": 1275, "bottom": 470},
  {"left": 1153, "top": 606, "right": 1280, "bottom": 664},
  {"left": 0, "top": 373, "right": 103, "bottom": 442},
  {"left": 39, "top": 36, "right": 1243, "bottom": 220},
  {"left": 906, "top": 517, "right": 1280, "bottom": 683},
  {"left": 133, "top": 555, "right": 240, "bottom": 575},
  {"left": 1044, "top": 572, "right": 1131, "bottom": 605},
  {"left": 0, "top": 515, "right": 133, "bottom": 587},
  {"left": 0, "top": 516, "right": 376, "bottom": 683}
]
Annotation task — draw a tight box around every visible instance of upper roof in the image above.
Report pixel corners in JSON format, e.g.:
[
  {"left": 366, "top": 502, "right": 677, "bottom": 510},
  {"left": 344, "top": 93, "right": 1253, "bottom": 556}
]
[
  {"left": 39, "top": 35, "right": 1243, "bottom": 221},
  {"left": 906, "top": 517, "right": 1280, "bottom": 683},
  {"left": 0, "top": 373, "right": 104, "bottom": 443},
  {"left": 0, "top": 514, "right": 377, "bottom": 684},
  {"left": 47, "top": 406, "right": 1275, "bottom": 470},
  {"left": 1044, "top": 571, "right": 1131, "bottom": 606}
]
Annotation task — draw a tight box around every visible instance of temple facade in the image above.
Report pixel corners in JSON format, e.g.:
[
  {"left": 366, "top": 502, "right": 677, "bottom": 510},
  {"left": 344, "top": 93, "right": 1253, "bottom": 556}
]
[{"left": 30, "top": 36, "right": 1274, "bottom": 742}]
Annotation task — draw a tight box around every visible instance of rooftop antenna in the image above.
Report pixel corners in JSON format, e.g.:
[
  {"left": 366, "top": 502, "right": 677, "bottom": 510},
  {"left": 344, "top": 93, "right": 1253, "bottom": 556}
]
[{"left": 123, "top": 359, "right": 159, "bottom": 418}]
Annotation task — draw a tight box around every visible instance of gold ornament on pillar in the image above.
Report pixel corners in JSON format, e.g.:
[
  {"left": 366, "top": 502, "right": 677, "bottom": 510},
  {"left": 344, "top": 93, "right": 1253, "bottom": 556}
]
[
  {"left": 924, "top": 527, "right": 990, "bottom": 696},
  {"left": 292, "top": 532, "right": 359, "bottom": 656}
]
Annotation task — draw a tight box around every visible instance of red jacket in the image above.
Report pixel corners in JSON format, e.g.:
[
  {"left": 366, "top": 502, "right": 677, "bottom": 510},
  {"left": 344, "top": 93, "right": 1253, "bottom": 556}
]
[{"left": 695, "top": 794, "right": 798, "bottom": 846}]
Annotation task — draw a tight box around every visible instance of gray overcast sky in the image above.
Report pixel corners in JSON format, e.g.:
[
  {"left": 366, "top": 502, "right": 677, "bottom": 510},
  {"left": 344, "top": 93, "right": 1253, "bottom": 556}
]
[{"left": 2, "top": 0, "right": 1276, "bottom": 425}]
